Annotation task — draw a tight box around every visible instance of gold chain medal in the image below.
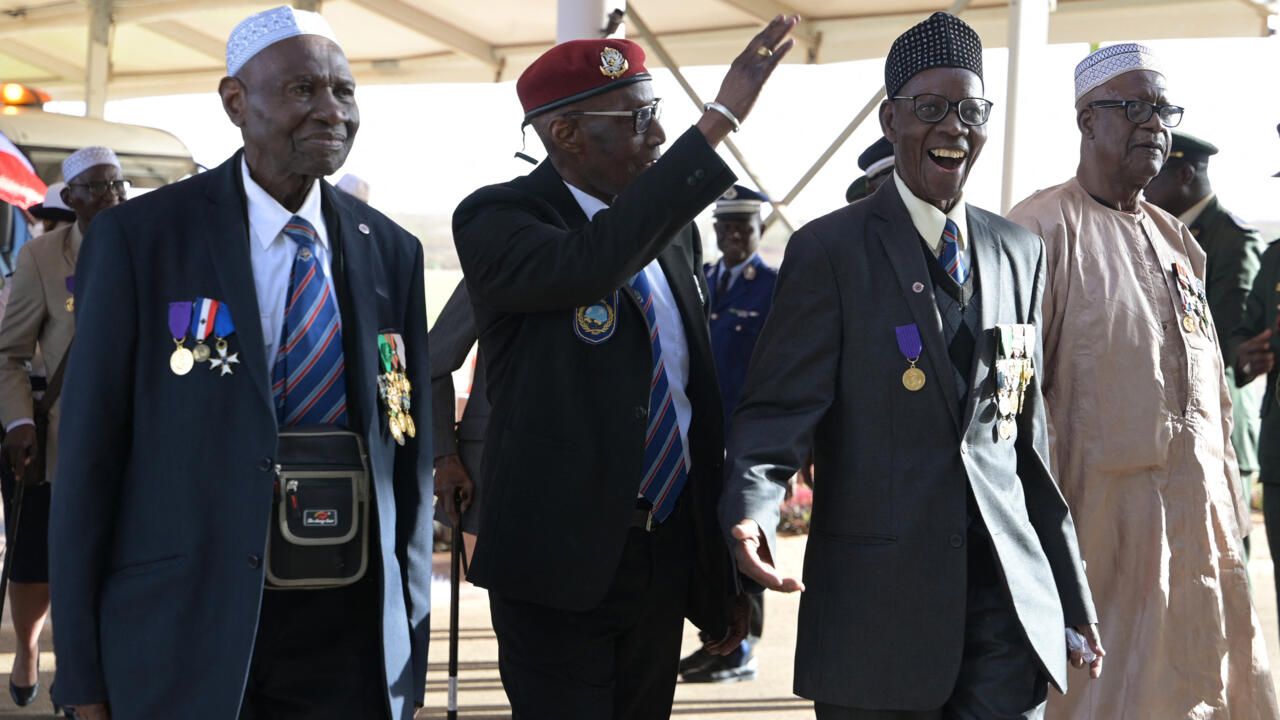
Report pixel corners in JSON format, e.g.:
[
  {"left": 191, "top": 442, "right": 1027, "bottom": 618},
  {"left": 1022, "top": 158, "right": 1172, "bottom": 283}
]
[
  {"left": 390, "top": 333, "right": 416, "bottom": 439},
  {"left": 378, "top": 334, "right": 406, "bottom": 446},
  {"left": 896, "top": 323, "right": 926, "bottom": 392},
  {"left": 168, "top": 300, "right": 195, "bottom": 375}
]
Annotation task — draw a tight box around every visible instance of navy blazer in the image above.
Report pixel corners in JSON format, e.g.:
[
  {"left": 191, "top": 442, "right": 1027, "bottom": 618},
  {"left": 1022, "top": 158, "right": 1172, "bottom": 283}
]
[
  {"left": 49, "top": 153, "right": 434, "bottom": 719},
  {"left": 703, "top": 254, "right": 777, "bottom": 425},
  {"left": 721, "top": 179, "right": 1096, "bottom": 709}
]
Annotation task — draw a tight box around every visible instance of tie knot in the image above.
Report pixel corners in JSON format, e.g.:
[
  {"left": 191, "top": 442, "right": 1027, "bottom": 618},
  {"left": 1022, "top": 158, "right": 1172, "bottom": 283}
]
[
  {"left": 283, "top": 216, "right": 318, "bottom": 252},
  {"left": 941, "top": 218, "right": 960, "bottom": 247}
]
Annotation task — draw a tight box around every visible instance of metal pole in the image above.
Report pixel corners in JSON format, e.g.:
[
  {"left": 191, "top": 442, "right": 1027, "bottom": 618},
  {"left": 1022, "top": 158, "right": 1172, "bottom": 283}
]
[
  {"left": 1001, "top": 0, "right": 1050, "bottom": 214},
  {"left": 447, "top": 510, "right": 461, "bottom": 720},
  {"left": 761, "top": 0, "right": 974, "bottom": 231},
  {"left": 558, "top": 0, "right": 626, "bottom": 41},
  {"left": 626, "top": 5, "right": 796, "bottom": 236},
  {"left": 85, "top": 0, "right": 112, "bottom": 119}
]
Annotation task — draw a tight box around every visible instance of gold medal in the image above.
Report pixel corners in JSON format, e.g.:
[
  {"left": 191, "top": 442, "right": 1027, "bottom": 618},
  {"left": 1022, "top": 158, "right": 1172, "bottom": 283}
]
[
  {"left": 1182, "top": 314, "right": 1197, "bottom": 334},
  {"left": 902, "top": 366, "right": 926, "bottom": 392},
  {"left": 65, "top": 297, "right": 74, "bottom": 313},
  {"left": 389, "top": 414, "right": 405, "bottom": 445},
  {"left": 998, "top": 418, "right": 1016, "bottom": 440},
  {"left": 998, "top": 394, "right": 1015, "bottom": 417},
  {"left": 192, "top": 342, "right": 211, "bottom": 363},
  {"left": 170, "top": 344, "right": 194, "bottom": 375},
  {"left": 402, "top": 413, "right": 416, "bottom": 438}
]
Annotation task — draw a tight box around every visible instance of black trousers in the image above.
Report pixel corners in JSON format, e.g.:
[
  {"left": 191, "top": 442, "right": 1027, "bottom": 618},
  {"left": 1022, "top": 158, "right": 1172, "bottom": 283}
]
[
  {"left": 239, "top": 575, "right": 389, "bottom": 720},
  {"left": 816, "top": 525, "right": 1047, "bottom": 720},
  {"left": 489, "top": 497, "right": 694, "bottom": 720},
  {"left": 1264, "top": 483, "right": 1280, "bottom": 644}
]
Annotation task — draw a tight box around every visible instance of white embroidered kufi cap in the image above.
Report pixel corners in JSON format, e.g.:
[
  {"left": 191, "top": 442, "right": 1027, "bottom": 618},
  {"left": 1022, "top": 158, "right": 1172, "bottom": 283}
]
[
  {"left": 226, "top": 5, "right": 339, "bottom": 77},
  {"left": 61, "top": 146, "right": 121, "bottom": 183},
  {"left": 1074, "top": 43, "right": 1163, "bottom": 101}
]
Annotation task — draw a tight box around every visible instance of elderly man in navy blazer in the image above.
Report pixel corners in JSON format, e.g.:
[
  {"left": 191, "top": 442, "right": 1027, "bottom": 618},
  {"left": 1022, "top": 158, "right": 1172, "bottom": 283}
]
[
  {"left": 721, "top": 13, "right": 1102, "bottom": 719},
  {"left": 49, "top": 7, "right": 433, "bottom": 719}
]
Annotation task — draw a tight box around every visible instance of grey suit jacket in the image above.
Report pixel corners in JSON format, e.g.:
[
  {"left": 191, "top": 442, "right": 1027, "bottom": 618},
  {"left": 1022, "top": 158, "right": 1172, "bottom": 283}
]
[
  {"left": 720, "top": 180, "right": 1096, "bottom": 710},
  {"left": 429, "top": 278, "right": 488, "bottom": 533}
]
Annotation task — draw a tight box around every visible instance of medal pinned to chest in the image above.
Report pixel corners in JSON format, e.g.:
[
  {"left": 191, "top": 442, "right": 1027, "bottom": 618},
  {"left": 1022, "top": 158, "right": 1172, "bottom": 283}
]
[
  {"left": 168, "top": 298, "right": 239, "bottom": 376},
  {"left": 1171, "top": 262, "right": 1210, "bottom": 336},
  {"left": 895, "top": 323, "right": 926, "bottom": 392},
  {"left": 377, "top": 332, "right": 415, "bottom": 446},
  {"left": 64, "top": 276, "right": 74, "bottom": 313},
  {"left": 994, "top": 324, "right": 1035, "bottom": 441}
]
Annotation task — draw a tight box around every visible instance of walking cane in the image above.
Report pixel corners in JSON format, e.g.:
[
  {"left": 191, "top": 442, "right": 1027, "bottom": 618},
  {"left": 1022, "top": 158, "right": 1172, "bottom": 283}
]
[{"left": 447, "top": 490, "right": 464, "bottom": 720}]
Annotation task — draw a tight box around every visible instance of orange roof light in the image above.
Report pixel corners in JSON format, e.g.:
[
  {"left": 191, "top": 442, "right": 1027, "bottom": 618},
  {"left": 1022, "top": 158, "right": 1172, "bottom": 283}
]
[{"left": 0, "top": 83, "right": 47, "bottom": 107}]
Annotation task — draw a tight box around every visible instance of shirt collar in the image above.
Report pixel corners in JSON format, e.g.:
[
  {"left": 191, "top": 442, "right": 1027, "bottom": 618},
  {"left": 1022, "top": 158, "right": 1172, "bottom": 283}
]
[
  {"left": 1177, "top": 192, "right": 1215, "bottom": 227},
  {"left": 893, "top": 171, "right": 967, "bottom": 255},
  {"left": 241, "top": 156, "right": 328, "bottom": 252},
  {"left": 720, "top": 252, "right": 760, "bottom": 283},
  {"left": 564, "top": 181, "right": 609, "bottom": 221}
]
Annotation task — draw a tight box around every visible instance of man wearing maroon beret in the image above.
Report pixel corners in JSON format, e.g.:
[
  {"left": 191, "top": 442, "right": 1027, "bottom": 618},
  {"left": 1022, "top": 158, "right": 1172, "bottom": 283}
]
[{"left": 452, "top": 16, "right": 798, "bottom": 719}]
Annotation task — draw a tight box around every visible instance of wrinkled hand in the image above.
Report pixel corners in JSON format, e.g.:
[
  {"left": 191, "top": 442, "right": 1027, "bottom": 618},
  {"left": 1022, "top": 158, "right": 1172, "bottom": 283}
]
[
  {"left": 1236, "top": 329, "right": 1273, "bottom": 384},
  {"left": 67, "top": 703, "right": 111, "bottom": 720},
  {"left": 2, "top": 423, "right": 36, "bottom": 478},
  {"left": 730, "top": 519, "right": 805, "bottom": 593},
  {"left": 1068, "top": 624, "right": 1105, "bottom": 679},
  {"left": 697, "top": 15, "right": 800, "bottom": 143},
  {"left": 704, "top": 593, "right": 752, "bottom": 656},
  {"left": 433, "top": 454, "right": 474, "bottom": 527}
]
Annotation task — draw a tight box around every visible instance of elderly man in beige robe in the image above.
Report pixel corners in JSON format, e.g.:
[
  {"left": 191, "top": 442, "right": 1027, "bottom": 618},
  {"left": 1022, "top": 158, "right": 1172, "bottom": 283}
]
[{"left": 1008, "top": 44, "right": 1278, "bottom": 719}]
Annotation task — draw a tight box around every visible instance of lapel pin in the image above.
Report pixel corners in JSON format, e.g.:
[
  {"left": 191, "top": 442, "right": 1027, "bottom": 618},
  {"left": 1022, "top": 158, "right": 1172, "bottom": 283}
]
[
  {"left": 358, "top": 223, "right": 370, "bottom": 235},
  {"left": 912, "top": 281, "right": 925, "bottom": 293}
]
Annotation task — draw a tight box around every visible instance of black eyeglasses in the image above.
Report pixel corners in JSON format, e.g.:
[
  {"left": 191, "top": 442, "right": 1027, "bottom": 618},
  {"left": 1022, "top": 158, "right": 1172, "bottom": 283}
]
[
  {"left": 561, "top": 98, "right": 663, "bottom": 134},
  {"left": 1087, "top": 100, "right": 1183, "bottom": 128},
  {"left": 891, "top": 94, "right": 994, "bottom": 126},
  {"left": 68, "top": 179, "right": 131, "bottom": 197}
]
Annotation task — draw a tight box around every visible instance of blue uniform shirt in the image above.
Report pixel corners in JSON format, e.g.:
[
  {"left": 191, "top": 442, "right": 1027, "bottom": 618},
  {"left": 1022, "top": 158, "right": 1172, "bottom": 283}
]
[{"left": 704, "top": 253, "right": 777, "bottom": 428}]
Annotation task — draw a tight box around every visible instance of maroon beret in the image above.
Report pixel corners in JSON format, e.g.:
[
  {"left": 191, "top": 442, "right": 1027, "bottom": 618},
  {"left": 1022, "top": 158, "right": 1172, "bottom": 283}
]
[{"left": 517, "top": 39, "right": 650, "bottom": 124}]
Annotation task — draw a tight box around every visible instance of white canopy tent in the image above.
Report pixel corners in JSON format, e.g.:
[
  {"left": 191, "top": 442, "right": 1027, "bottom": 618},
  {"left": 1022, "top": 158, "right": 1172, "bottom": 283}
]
[{"left": 0, "top": 0, "right": 1272, "bottom": 214}]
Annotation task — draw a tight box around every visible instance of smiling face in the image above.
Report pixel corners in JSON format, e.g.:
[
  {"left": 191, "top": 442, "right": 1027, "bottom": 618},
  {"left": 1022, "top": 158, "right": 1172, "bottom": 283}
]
[
  {"left": 880, "top": 67, "right": 986, "bottom": 212},
  {"left": 1078, "top": 70, "right": 1170, "bottom": 190},
  {"left": 714, "top": 213, "right": 761, "bottom": 267},
  {"left": 222, "top": 35, "right": 358, "bottom": 187}
]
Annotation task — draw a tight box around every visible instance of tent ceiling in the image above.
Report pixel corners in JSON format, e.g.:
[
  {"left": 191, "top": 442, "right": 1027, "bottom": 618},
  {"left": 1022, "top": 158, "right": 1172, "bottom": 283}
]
[{"left": 0, "top": 0, "right": 1273, "bottom": 100}]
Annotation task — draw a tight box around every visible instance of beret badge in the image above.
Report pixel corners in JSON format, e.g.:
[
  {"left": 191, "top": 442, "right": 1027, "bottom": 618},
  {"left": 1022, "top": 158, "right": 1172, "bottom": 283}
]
[{"left": 599, "top": 46, "right": 629, "bottom": 79}]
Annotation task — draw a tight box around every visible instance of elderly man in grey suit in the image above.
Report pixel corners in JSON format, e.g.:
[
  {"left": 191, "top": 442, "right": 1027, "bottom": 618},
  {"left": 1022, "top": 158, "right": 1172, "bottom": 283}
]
[{"left": 720, "top": 13, "right": 1103, "bottom": 719}]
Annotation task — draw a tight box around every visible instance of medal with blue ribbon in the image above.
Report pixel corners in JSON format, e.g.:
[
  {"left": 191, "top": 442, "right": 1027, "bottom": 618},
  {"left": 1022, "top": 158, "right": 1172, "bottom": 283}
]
[
  {"left": 896, "top": 323, "right": 925, "bottom": 391},
  {"left": 210, "top": 301, "right": 239, "bottom": 376},
  {"left": 189, "top": 297, "right": 219, "bottom": 363}
]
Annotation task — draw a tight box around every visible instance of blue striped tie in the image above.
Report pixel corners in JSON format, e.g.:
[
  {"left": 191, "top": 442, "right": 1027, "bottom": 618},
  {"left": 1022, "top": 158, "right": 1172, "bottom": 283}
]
[
  {"left": 272, "top": 216, "right": 348, "bottom": 427},
  {"left": 630, "top": 270, "right": 688, "bottom": 523},
  {"left": 939, "top": 218, "right": 968, "bottom": 284}
]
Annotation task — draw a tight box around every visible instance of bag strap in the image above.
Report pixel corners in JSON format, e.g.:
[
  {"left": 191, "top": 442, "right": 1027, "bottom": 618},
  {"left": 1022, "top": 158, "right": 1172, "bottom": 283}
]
[{"left": 37, "top": 341, "right": 70, "bottom": 418}]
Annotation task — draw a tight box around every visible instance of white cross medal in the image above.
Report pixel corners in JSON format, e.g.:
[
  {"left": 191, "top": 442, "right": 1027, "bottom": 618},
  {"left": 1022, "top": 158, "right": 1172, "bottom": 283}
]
[{"left": 206, "top": 300, "right": 240, "bottom": 377}]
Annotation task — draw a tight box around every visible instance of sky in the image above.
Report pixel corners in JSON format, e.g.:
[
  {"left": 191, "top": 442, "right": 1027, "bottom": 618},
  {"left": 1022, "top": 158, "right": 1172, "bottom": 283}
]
[{"left": 46, "top": 34, "right": 1280, "bottom": 262}]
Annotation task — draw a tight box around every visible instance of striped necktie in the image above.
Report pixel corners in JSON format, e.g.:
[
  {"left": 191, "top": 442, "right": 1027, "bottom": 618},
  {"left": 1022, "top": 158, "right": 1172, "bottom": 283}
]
[
  {"left": 272, "top": 216, "right": 348, "bottom": 427},
  {"left": 630, "top": 269, "right": 688, "bottom": 523},
  {"left": 939, "top": 218, "right": 968, "bottom": 285}
]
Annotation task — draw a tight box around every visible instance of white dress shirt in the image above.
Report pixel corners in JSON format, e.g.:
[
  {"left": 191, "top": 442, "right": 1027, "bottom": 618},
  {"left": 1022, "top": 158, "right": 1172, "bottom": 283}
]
[
  {"left": 894, "top": 171, "right": 968, "bottom": 257},
  {"left": 1177, "top": 192, "right": 1215, "bottom": 227},
  {"left": 564, "top": 182, "right": 693, "bottom": 469},
  {"left": 241, "top": 158, "right": 337, "bottom": 366}
]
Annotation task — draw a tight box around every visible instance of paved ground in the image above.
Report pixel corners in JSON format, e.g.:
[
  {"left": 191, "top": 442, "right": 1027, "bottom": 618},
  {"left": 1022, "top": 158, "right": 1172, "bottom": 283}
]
[{"left": 0, "top": 516, "right": 1276, "bottom": 718}]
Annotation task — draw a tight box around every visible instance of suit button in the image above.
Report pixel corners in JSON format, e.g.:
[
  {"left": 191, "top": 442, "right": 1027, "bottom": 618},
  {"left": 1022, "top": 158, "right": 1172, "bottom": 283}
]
[
  {"left": 735, "top": 325, "right": 743, "bottom": 332},
  {"left": 259, "top": 457, "right": 273, "bottom": 471},
  {"left": 686, "top": 175, "right": 697, "bottom": 186},
  {"left": 694, "top": 169, "right": 705, "bottom": 180},
  {"left": 710, "top": 313, "right": 718, "bottom": 320},
  {"left": 634, "top": 406, "right": 648, "bottom": 419},
  {"left": 949, "top": 534, "right": 964, "bottom": 548},
  {"left": 248, "top": 554, "right": 262, "bottom": 568}
]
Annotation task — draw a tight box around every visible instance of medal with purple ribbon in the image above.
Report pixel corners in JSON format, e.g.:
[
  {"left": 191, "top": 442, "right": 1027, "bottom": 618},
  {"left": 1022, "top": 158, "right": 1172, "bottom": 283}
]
[
  {"left": 168, "top": 300, "right": 194, "bottom": 375},
  {"left": 896, "top": 323, "right": 926, "bottom": 392},
  {"left": 64, "top": 276, "right": 74, "bottom": 313}
]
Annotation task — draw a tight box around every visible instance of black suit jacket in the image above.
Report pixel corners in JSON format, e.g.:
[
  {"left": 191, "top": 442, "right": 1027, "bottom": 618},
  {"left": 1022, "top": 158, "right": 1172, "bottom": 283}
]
[
  {"left": 721, "top": 180, "right": 1095, "bottom": 709},
  {"left": 1232, "top": 239, "right": 1280, "bottom": 484},
  {"left": 50, "top": 153, "right": 434, "bottom": 719},
  {"left": 452, "top": 127, "right": 737, "bottom": 635}
]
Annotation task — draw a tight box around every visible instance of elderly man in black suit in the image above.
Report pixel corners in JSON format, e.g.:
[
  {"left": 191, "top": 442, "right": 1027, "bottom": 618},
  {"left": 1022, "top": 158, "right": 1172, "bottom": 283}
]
[
  {"left": 720, "top": 13, "right": 1102, "bottom": 719},
  {"left": 49, "top": 6, "right": 433, "bottom": 719},
  {"left": 452, "top": 17, "right": 797, "bottom": 720}
]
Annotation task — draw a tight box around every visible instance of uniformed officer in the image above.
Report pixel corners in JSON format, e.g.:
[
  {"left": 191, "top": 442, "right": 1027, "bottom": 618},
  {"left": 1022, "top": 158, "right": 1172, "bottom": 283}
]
[
  {"left": 679, "top": 185, "right": 776, "bottom": 684},
  {"left": 1147, "top": 130, "right": 1265, "bottom": 544},
  {"left": 844, "top": 137, "right": 894, "bottom": 203}
]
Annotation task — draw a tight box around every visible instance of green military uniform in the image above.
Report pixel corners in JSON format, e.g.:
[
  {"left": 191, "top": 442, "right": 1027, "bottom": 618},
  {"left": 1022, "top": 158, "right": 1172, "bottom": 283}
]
[{"left": 1189, "top": 196, "right": 1265, "bottom": 481}]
